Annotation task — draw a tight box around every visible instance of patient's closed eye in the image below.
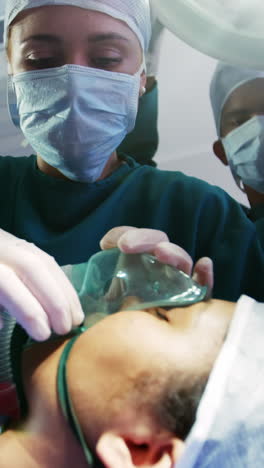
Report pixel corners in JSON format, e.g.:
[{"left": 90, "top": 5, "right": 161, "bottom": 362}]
[{"left": 156, "top": 309, "right": 169, "bottom": 321}]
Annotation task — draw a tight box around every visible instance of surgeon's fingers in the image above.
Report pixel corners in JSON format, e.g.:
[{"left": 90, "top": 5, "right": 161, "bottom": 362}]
[
  {"left": 192, "top": 257, "right": 214, "bottom": 291},
  {"left": 101, "top": 227, "right": 213, "bottom": 290},
  {"left": 13, "top": 254, "right": 74, "bottom": 335},
  {"left": 153, "top": 242, "right": 193, "bottom": 275},
  {"left": 1, "top": 245, "right": 79, "bottom": 335},
  {"left": 117, "top": 228, "right": 169, "bottom": 253},
  {"left": 100, "top": 226, "right": 138, "bottom": 250},
  {"left": 101, "top": 227, "right": 169, "bottom": 253},
  {"left": 23, "top": 243, "right": 84, "bottom": 327},
  {"left": 48, "top": 264, "right": 84, "bottom": 328},
  {"left": 0, "top": 264, "right": 51, "bottom": 341}
]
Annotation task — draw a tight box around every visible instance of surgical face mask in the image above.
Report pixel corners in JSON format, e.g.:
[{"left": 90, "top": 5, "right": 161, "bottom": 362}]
[
  {"left": 222, "top": 115, "right": 264, "bottom": 194},
  {"left": 8, "top": 64, "right": 143, "bottom": 182}
]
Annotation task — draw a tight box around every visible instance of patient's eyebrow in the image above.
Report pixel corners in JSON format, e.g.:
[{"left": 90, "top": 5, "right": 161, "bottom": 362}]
[{"left": 21, "top": 32, "right": 130, "bottom": 45}]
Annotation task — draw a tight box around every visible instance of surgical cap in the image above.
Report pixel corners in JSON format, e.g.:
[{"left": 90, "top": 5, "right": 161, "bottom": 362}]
[
  {"left": 210, "top": 62, "right": 264, "bottom": 137},
  {"left": 4, "top": 0, "right": 151, "bottom": 52}
]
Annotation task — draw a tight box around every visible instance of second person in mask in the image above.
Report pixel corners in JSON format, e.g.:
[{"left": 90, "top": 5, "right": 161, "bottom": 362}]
[{"left": 210, "top": 62, "right": 264, "bottom": 220}]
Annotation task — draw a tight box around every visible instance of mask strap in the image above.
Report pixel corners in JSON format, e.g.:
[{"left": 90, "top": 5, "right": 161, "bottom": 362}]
[
  {"left": 141, "top": 56, "right": 146, "bottom": 74},
  {"left": 238, "top": 178, "right": 247, "bottom": 194},
  {"left": 7, "top": 75, "right": 20, "bottom": 128},
  {"left": 229, "top": 165, "right": 246, "bottom": 193},
  {"left": 57, "top": 327, "right": 105, "bottom": 467},
  {"left": 136, "top": 54, "right": 147, "bottom": 76}
]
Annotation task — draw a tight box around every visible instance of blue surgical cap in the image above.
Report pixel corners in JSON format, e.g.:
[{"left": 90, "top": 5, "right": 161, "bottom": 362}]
[
  {"left": 4, "top": 0, "right": 151, "bottom": 52},
  {"left": 210, "top": 61, "right": 264, "bottom": 137}
]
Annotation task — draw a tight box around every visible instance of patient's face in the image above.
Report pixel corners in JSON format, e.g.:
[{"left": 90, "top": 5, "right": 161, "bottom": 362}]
[
  {"left": 220, "top": 78, "right": 264, "bottom": 137},
  {"left": 85, "top": 298, "right": 234, "bottom": 366},
  {"left": 67, "top": 299, "right": 235, "bottom": 446}
]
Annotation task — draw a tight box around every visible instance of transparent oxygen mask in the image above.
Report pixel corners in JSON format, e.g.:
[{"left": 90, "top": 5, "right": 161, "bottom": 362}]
[{"left": 68, "top": 248, "right": 208, "bottom": 318}]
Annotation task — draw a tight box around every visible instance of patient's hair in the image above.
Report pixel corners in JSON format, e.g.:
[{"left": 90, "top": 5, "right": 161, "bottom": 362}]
[
  {"left": 129, "top": 372, "right": 209, "bottom": 440},
  {"left": 156, "top": 375, "right": 209, "bottom": 439}
]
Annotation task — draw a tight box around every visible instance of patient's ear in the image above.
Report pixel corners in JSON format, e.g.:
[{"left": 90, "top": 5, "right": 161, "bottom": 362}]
[
  {"left": 213, "top": 140, "right": 228, "bottom": 166},
  {"left": 96, "top": 432, "right": 185, "bottom": 468},
  {"left": 96, "top": 433, "right": 132, "bottom": 468}
]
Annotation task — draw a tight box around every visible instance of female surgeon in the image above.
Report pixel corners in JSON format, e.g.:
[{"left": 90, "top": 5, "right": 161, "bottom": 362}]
[{"left": 1, "top": 0, "right": 264, "bottom": 342}]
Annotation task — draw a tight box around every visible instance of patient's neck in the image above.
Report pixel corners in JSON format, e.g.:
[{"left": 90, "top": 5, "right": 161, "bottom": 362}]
[{"left": 12, "top": 339, "right": 88, "bottom": 467}]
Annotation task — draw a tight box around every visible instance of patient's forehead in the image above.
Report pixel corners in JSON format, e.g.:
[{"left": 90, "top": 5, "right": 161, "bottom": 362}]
[
  {"left": 85, "top": 299, "right": 234, "bottom": 325},
  {"left": 81, "top": 300, "right": 234, "bottom": 352}
]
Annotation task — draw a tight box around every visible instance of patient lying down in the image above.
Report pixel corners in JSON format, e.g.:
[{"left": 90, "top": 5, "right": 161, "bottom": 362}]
[{"left": 0, "top": 299, "right": 235, "bottom": 467}]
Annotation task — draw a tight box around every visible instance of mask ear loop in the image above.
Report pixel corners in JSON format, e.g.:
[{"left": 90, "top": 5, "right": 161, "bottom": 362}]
[
  {"left": 57, "top": 328, "right": 105, "bottom": 468},
  {"left": 238, "top": 178, "right": 247, "bottom": 193},
  {"left": 138, "top": 56, "right": 147, "bottom": 77},
  {"left": 7, "top": 74, "right": 20, "bottom": 128},
  {"left": 230, "top": 167, "right": 247, "bottom": 194}
]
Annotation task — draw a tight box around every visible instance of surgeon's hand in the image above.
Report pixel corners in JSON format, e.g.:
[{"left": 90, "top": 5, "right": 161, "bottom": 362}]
[
  {"left": 0, "top": 229, "right": 84, "bottom": 341},
  {"left": 100, "top": 227, "right": 214, "bottom": 292}
]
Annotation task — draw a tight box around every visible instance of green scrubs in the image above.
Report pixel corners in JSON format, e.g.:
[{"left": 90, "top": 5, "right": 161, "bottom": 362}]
[
  {"left": 118, "top": 82, "right": 158, "bottom": 166},
  {"left": 248, "top": 204, "right": 264, "bottom": 222},
  {"left": 0, "top": 153, "right": 264, "bottom": 302}
]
